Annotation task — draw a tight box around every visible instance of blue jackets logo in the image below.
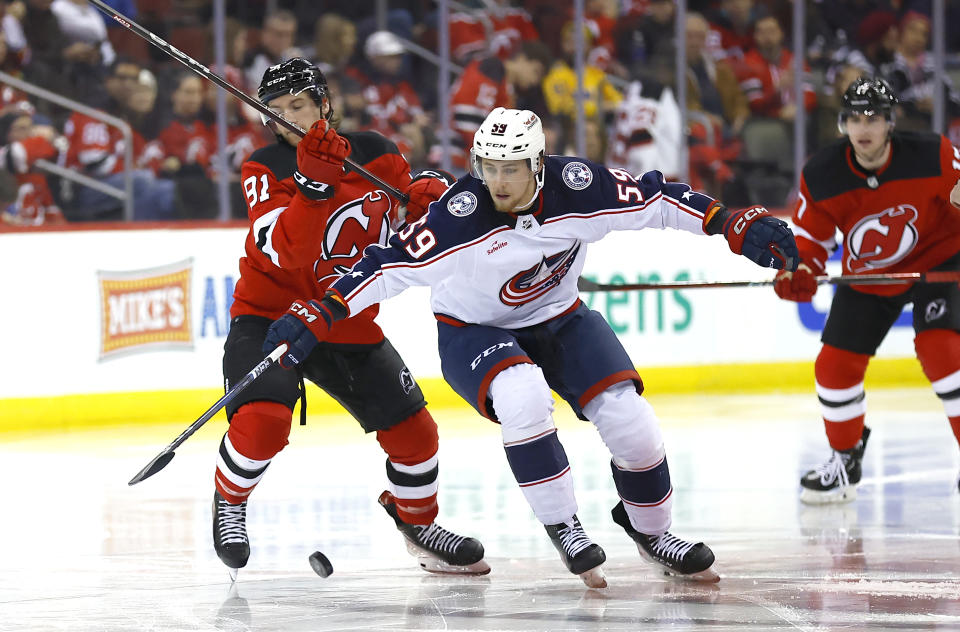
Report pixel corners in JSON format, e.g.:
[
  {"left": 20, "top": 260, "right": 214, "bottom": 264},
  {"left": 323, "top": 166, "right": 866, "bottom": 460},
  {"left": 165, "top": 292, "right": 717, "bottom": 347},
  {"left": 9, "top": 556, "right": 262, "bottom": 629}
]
[
  {"left": 447, "top": 191, "right": 478, "bottom": 217},
  {"left": 561, "top": 162, "right": 593, "bottom": 190}
]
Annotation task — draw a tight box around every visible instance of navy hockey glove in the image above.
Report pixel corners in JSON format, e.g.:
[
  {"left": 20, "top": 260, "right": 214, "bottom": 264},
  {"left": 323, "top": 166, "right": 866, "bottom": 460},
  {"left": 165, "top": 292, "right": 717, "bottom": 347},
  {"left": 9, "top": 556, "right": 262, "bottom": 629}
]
[
  {"left": 720, "top": 206, "right": 798, "bottom": 271},
  {"left": 264, "top": 299, "right": 337, "bottom": 368},
  {"left": 295, "top": 120, "right": 350, "bottom": 202}
]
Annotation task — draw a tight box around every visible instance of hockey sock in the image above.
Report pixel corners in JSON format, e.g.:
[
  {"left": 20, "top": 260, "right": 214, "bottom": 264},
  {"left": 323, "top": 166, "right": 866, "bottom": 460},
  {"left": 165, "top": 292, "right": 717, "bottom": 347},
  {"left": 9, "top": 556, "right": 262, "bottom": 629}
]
[
  {"left": 815, "top": 344, "right": 870, "bottom": 451},
  {"left": 504, "top": 429, "right": 577, "bottom": 525},
  {"left": 915, "top": 329, "right": 960, "bottom": 448},
  {"left": 376, "top": 407, "right": 440, "bottom": 525},
  {"left": 214, "top": 401, "right": 292, "bottom": 504},
  {"left": 583, "top": 381, "right": 672, "bottom": 534}
]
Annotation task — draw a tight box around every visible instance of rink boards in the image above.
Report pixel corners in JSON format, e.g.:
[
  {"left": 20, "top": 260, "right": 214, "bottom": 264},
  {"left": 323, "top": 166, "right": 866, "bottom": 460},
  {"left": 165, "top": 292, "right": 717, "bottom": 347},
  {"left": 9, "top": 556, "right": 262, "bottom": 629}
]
[{"left": 0, "top": 224, "right": 925, "bottom": 430}]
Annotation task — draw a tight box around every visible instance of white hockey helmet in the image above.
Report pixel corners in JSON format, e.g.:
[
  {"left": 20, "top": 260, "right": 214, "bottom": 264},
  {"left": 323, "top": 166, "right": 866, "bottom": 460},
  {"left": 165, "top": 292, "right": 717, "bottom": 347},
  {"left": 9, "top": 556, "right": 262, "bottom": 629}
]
[{"left": 471, "top": 108, "right": 546, "bottom": 204}]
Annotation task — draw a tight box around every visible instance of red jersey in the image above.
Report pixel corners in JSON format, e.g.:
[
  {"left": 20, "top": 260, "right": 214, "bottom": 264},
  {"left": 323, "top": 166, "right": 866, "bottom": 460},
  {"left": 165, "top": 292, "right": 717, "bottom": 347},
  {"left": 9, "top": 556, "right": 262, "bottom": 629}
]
[
  {"left": 737, "top": 49, "right": 816, "bottom": 117},
  {"left": 793, "top": 131, "right": 960, "bottom": 295},
  {"left": 232, "top": 131, "right": 411, "bottom": 344},
  {"left": 449, "top": 58, "right": 512, "bottom": 170},
  {"left": 63, "top": 112, "right": 158, "bottom": 175},
  {"left": 449, "top": 8, "right": 538, "bottom": 63},
  {"left": 0, "top": 135, "right": 64, "bottom": 225},
  {"left": 158, "top": 118, "right": 213, "bottom": 169}
]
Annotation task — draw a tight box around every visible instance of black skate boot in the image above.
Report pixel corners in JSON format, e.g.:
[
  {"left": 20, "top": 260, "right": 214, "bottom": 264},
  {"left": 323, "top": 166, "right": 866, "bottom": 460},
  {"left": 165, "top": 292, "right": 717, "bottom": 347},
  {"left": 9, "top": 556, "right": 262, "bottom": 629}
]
[
  {"left": 800, "top": 426, "right": 871, "bottom": 504},
  {"left": 544, "top": 515, "right": 607, "bottom": 588},
  {"left": 213, "top": 491, "right": 250, "bottom": 580},
  {"left": 378, "top": 491, "right": 490, "bottom": 575},
  {"left": 612, "top": 501, "right": 718, "bottom": 582}
]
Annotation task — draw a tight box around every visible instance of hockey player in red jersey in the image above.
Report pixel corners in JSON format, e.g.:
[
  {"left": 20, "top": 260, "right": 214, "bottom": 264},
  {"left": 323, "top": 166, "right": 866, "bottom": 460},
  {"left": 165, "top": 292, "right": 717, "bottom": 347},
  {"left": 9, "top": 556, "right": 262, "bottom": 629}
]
[
  {"left": 213, "top": 58, "right": 487, "bottom": 578},
  {"left": 774, "top": 77, "right": 960, "bottom": 503}
]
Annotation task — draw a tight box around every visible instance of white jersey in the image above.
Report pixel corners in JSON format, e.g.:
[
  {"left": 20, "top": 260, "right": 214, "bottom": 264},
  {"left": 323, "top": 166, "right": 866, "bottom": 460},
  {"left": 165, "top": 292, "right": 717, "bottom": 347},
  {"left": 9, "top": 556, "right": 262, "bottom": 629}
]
[{"left": 329, "top": 156, "right": 720, "bottom": 329}]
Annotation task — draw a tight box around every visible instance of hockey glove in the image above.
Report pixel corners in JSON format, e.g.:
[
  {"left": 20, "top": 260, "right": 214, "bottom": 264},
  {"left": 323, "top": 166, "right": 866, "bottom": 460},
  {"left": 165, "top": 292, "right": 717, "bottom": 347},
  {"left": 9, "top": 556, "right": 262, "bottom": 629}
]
[
  {"left": 295, "top": 120, "right": 351, "bottom": 202},
  {"left": 774, "top": 263, "right": 818, "bottom": 302},
  {"left": 264, "top": 299, "right": 336, "bottom": 368},
  {"left": 394, "top": 170, "right": 456, "bottom": 225},
  {"left": 721, "top": 205, "right": 799, "bottom": 271}
]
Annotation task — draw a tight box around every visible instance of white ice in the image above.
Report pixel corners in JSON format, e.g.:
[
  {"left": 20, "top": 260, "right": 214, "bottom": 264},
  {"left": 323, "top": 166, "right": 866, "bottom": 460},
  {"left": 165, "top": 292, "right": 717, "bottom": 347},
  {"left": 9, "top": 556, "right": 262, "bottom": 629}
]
[{"left": 2, "top": 388, "right": 959, "bottom": 631}]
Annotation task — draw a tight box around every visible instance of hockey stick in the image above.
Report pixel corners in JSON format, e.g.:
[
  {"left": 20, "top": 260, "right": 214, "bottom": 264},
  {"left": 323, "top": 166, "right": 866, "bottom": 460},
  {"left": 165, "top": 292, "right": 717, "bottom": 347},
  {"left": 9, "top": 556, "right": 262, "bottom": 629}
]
[
  {"left": 86, "top": 0, "right": 409, "bottom": 204},
  {"left": 127, "top": 343, "right": 288, "bottom": 486},
  {"left": 577, "top": 271, "right": 960, "bottom": 292}
]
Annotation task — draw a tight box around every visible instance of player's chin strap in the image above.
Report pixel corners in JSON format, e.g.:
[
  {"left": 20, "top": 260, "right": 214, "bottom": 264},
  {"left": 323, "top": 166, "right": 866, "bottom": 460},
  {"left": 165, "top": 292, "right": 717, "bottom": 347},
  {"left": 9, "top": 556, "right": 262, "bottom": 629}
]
[{"left": 510, "top": 165, "right": 546, "bottom": 213}]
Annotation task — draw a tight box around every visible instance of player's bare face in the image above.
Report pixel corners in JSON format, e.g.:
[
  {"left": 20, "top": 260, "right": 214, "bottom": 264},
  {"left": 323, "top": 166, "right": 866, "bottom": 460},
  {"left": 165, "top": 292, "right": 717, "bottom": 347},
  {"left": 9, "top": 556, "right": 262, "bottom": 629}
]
[
  {"left": 846, "top": 113, "right": 891, "bottom": 168},
  {"left": 265, "top": 93, "right": 326, "bottom": 145},
  {"left": 480, "top": 158, "right": 538, "bottom": 213}
]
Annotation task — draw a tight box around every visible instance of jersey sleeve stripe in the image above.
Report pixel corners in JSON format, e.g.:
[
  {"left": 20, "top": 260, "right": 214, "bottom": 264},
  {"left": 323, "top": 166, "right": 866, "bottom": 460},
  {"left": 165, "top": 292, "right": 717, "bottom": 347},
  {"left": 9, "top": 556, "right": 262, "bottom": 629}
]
[
  {"left": 252, "top": 206, "right": 286, "bottom": 267},
  {"left": 543, "top": 191, "right": 664, "bottom": 224},
  {"left": 792, "top": 224, "right": 837, "bottom": 251}
]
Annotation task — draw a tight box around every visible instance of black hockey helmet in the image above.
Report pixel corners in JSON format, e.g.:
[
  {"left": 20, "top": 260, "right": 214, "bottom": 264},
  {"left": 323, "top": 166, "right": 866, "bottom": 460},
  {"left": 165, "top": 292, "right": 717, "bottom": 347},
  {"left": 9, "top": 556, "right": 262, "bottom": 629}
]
[
  {"left": 257, "top": 58, "right": 331, "bottom": 120},
  {"left": 838, "top": 77, "right": 898, "bottom": 131}
]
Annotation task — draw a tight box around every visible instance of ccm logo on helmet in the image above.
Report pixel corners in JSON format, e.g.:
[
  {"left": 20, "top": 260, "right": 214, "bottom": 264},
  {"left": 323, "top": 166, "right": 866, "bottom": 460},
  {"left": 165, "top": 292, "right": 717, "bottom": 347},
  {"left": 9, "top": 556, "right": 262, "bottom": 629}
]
[
  {"left": 291, "top": 301, "right": 317, "bottom": 323},
  {"left": 470, "top": 342, "right": 514, "bottom": 370},
  {"left": 733, "top": 207, "right": 768, "bottom": 235}
]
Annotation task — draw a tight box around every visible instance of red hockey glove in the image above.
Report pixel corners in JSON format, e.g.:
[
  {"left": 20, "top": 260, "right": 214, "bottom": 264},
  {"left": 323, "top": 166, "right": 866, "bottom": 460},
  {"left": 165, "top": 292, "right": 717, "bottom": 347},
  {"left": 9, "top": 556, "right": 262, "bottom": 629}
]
[
  {"left": 721, "top": 205, "right": 799, "bottom": 271},
  {"left": 295, "top": 119, "right": 351, "bottom": 202},
  {"left": 774, "top": 263, "right": 818, "bottom": 302},
  {"left": 263, "top": 299, "right": 336, "bottom": 368},
  {"left": 392, "top": 170, "right": 456, "bottom": 226}
]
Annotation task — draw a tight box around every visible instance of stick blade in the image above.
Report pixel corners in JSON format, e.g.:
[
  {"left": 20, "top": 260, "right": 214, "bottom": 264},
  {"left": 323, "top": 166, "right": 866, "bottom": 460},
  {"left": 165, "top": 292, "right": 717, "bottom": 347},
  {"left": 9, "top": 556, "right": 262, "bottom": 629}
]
[
  {"left": 128, "top": 451, "right": 176, "bottom": 486},
  {"left": 577, "top": 277, "right": 600, "bottom": 292}
]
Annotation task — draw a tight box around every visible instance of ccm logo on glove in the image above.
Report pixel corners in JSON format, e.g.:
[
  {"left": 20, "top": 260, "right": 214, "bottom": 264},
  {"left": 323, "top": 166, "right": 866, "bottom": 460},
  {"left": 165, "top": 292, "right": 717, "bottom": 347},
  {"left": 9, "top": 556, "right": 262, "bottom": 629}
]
[{"left": 730, "top": 206, "right": 768, "bottom": 235}]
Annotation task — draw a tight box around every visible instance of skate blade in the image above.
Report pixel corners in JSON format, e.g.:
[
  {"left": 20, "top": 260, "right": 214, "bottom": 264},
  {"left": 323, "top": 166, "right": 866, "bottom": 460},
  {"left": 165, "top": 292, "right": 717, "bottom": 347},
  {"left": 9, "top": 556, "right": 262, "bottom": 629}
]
[
  {"left": 405, "top": 540, "right": 491, "bottom": 575},
  {"left": 578, "top": 565, "right": 607, "bottom": 589},
  {"left": 800, "top": 485, "right": 857, "bottom": 505},
  {"left": 228, "top": 568, "right": 238, "bottom": 583}
]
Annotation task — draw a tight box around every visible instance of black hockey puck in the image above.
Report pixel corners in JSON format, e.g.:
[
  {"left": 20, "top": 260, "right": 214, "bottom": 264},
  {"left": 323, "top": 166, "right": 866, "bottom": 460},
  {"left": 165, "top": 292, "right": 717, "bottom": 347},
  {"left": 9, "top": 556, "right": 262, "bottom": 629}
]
[{"left": 309, "top": 550, "right": 333, "bottom": 578}]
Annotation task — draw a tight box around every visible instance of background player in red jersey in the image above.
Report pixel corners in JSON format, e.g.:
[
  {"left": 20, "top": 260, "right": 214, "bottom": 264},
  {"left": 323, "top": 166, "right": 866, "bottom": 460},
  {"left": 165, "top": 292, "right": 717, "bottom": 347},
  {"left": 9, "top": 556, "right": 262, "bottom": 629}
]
[
  {"left": 775, "top": 77, "right": 960, "bottom": 504},
  {"left": 212, "top": 58, "right": 487, "bottom": 578}
]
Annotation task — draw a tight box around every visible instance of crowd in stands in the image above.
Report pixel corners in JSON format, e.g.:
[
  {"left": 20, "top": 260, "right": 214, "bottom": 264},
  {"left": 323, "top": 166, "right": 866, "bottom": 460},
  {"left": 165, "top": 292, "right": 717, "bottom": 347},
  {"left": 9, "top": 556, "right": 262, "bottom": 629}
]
[{"left": 0, "top": 0, "right": 958, "bottom": 226}]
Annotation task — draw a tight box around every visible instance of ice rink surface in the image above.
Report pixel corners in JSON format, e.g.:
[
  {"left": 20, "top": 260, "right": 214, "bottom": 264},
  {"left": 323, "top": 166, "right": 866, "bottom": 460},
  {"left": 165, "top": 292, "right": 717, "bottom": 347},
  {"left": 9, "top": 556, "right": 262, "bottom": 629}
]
[{"left": 2, "top": 388, "right": 959, "bottom": 631}]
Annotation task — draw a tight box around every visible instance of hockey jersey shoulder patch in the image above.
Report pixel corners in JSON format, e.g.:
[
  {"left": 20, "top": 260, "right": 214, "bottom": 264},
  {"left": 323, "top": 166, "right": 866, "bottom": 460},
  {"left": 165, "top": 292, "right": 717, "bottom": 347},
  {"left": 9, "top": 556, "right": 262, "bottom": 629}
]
[
  {"left": 447, "top": 190, "right": 478, "bottom": 217},
  {"left": 561, "top": 161, "right": 593, "bottom": 190}
]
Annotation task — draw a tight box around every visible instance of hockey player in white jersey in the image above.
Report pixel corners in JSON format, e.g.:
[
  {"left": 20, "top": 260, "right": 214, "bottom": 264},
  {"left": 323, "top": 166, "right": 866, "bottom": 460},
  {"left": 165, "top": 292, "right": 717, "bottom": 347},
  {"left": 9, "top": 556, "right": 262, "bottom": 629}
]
[{"left": 263, "top": 107, "right": 799, "bottom": 587}]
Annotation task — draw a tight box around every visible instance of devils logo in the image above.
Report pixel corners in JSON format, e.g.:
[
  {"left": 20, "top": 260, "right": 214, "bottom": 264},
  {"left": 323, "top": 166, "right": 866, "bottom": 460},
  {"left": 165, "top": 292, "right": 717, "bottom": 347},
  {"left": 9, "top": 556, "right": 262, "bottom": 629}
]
[
  {"left": 316, "top": 190, "right": 391, "bottom": 283},
  {"left": 500, "top": 243, "right": 581, "bottom": 306}
]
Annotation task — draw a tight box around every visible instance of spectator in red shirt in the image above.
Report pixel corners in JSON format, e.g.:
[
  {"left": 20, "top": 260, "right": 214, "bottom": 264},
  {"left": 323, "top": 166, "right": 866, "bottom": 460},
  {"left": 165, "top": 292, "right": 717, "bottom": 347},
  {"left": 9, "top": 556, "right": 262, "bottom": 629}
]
[
  {"left": 62, "top": 60, "right": 177, "bottom": 221},
  {"left": 348, "top": 30, "right": 429, "bottom": 166},
  {"left": 442, "top": 40, "right": 552, "bottom": 173},
  {"left": 0, "top": 110, "right": 66, "bottom": 225},
  {"left": 738, "top": 14, "right": 816, "bottom": 122},
  {"left": 449, "top": 0, "right": 538, "bottom": 64},
  {"left": 158, "top": 71, "right": 216, "bottom": 218}
]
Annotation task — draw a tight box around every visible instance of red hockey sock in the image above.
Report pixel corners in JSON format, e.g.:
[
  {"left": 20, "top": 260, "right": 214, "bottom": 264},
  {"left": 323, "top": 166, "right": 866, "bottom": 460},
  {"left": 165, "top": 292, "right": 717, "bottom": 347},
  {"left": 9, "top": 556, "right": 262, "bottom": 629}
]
[
  {"left": 815, "top": 344, "right": 870, "bottom": 451},
  {"left": 377, "top": 408, "right": 440, "bottom": 524},
  {"left": 215, "top": 401, "right": 292, "bottom": 504},
  {"left": 915, "top": 329, "right": 960, "bottom": 449}
]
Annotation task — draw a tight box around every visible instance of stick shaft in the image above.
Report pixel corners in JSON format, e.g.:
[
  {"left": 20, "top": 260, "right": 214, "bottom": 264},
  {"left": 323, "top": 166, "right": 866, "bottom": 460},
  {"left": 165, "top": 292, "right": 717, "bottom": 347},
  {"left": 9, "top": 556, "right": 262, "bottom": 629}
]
[
  {"left": 166, "top": 344, "right": 287, "bottom": 452},
  {"left": 577, "top": 271, "right": 960, "bottom": 292},
  {"left": 86, "top": 0, "right": 408, "bottom": 204},
  {"left": 127, "top": 344, "right": 287, "bottom": 485}
]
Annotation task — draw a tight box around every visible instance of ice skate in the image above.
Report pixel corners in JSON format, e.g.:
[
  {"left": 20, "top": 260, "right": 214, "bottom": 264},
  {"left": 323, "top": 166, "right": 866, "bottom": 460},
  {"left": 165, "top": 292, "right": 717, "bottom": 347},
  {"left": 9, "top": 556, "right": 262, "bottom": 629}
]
[
  {"left": 612, "top": 501, "right": 719, "bottom": 582},
  {"left": 544, "top": 515, "right": 607, "bottom": 588},
  {"left": 800, "top": 426, "right": 870, "bottom": 505},
  {"left": 378, "top": 491, "right": 490, "bottom": 575},
  {"left": 213, "top": 491, "right": 250, "bottom": 580}
]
